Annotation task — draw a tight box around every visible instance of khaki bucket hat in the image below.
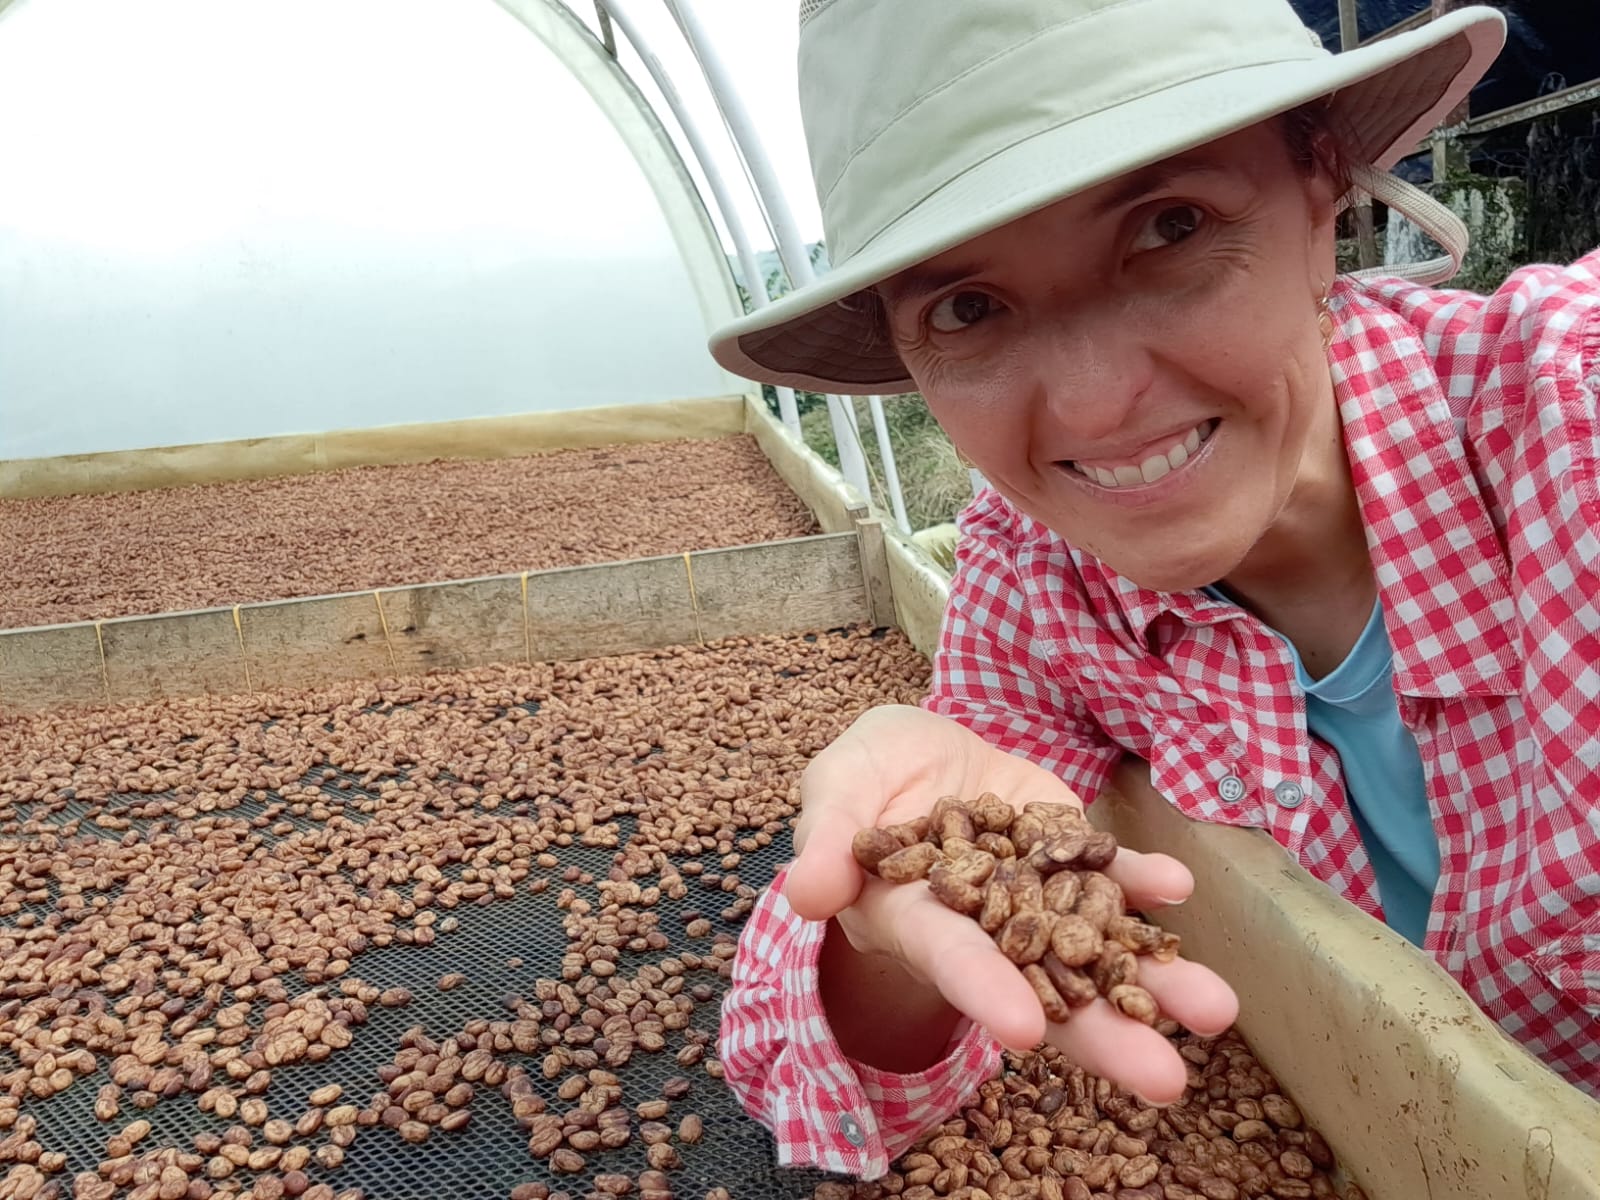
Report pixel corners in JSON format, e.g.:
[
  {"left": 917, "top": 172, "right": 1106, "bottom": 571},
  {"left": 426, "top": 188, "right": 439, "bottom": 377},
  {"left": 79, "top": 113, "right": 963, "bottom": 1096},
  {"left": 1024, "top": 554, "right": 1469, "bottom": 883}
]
[{"left": 709, "top": 0, "right": 1507, "bottom": 395}]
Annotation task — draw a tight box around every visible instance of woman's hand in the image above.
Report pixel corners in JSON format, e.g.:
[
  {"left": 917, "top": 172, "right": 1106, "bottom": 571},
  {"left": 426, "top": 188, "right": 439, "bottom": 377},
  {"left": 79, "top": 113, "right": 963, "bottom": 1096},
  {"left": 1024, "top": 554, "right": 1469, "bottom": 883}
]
[{"left": 786, "top": 704, "right": 1239, "bottom": 1103}]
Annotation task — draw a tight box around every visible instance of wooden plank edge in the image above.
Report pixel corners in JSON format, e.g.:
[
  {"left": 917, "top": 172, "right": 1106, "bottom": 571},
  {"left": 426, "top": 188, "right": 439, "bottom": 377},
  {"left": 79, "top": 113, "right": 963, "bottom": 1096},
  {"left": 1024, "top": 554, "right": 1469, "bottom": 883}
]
[
  {"left": 883, "top": 527, "right": 952, "bottom": 659},
  {"left": 687, "top": 535, "right": 873, "bottom": 642},
  {"left": 854, "top": 518, "right": 898, "bottom": 629},
  {"left": 743, "top": 394, "right": 869, "bottom": 534},
  {"left": 0, "top": 533, "right": 868, "bottom": 710}
]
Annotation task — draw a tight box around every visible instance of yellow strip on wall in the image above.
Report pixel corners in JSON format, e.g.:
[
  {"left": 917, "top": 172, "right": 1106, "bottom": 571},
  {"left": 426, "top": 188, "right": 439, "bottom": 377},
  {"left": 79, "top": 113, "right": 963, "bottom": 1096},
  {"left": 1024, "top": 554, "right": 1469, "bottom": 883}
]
[
  {"left": 520, "top": 571, "right": 533, "bottom": 664},
  {"left": 372, "top": 591, "right": 398, "bottom": 672},
  {"left": 682, "top": 553, "right": 705, "bottom": 646},
  {"left": 93, "top": 621, "right": 111, "bottom": 703},
  {"left": 232, "top": 605, "right": 255, "bottom": 692}
]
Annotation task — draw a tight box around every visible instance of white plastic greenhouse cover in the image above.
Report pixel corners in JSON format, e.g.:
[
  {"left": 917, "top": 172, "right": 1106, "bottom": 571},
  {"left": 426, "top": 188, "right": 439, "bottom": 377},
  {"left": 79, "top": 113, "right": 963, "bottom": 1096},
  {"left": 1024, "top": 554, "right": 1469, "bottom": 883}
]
[{"left": 0, "top": 0, "right": 745, "bottom": 461}]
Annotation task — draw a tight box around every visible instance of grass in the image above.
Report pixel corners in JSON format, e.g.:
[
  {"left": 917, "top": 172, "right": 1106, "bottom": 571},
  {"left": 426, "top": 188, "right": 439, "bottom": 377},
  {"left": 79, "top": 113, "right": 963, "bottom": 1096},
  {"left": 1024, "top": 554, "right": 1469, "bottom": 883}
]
[{"left": 792, "top": 393, "right": 973, "bottom": 533}]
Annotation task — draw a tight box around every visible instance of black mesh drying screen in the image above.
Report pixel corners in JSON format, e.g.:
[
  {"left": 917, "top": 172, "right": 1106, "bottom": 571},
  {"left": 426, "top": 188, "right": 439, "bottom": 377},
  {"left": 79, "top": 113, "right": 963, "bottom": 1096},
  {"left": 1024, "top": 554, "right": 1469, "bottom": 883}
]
[
  {"left": 0, "top": 629, "right": 933, "bottom": 1200},
  {"left": 13, "top": 803, "right": 825, "bottom": 1200}
]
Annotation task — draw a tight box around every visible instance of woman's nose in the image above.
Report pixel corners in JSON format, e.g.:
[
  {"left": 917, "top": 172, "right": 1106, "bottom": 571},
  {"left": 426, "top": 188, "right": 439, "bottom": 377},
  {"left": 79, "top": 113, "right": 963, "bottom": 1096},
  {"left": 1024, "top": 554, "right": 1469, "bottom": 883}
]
[{"left": 1024, "top": 313, "right": 1155, "bottom": 439}]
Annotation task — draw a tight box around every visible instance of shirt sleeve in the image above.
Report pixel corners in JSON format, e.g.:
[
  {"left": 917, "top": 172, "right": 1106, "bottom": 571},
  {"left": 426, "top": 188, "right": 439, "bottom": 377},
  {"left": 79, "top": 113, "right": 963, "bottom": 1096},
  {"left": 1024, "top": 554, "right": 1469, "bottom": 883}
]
[
  {"left": 718, "top": 868, "right": 1002, "bottom": 1179},
  {"left": 1495, "top": 255, "right": 1600, "bottom": 1089},
  {"left": 1535, "top": 282, "right": 1600, "bottom": 793},
  {"left": 1361, "top": 250, "right": 1600, "bottom": 797},
  {"left": 1446, "top": 252, "right": 1600, "bottom": 1079},
  {"left": 1483, "top": 252, "right": 1600, "bottom": 798},
  {"left": 922, "top": 492, "right": 1119, "bottom": 805}
]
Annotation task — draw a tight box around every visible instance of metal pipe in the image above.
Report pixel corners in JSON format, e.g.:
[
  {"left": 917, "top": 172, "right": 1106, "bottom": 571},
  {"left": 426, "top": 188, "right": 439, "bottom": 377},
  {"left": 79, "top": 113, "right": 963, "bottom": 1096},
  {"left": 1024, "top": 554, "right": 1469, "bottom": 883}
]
[
  {"left": 593, "top": 0, "right": 616, "bottom": 56},
  {"left": 661, "top": 0, "right": 814, "bottom": 286},
  {"left": 662, "top": 0, "right": 876, "bottom": 502},
  {"left": 824, "top": 397, "right": 870, "bottom": 505},
  {"left": 867, "top": 395, "right": 910, "bottom": 532},
  {"left": 599, "top": 0, "right": 800, "bottom": 432}
]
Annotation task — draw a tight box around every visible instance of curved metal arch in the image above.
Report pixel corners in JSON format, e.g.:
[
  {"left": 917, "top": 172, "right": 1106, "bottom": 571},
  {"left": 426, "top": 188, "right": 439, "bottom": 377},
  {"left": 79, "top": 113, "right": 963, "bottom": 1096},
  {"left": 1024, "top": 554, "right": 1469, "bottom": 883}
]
[{"left": 490, "top": 0, "right": 745, "bottom": 363}]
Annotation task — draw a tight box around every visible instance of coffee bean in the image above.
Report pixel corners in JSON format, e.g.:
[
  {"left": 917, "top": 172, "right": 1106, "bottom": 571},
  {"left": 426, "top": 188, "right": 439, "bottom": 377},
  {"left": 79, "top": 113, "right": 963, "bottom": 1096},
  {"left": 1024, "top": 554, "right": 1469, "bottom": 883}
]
[{"left": 549, "top": 1149, "right": 585, "bottom": 1174}]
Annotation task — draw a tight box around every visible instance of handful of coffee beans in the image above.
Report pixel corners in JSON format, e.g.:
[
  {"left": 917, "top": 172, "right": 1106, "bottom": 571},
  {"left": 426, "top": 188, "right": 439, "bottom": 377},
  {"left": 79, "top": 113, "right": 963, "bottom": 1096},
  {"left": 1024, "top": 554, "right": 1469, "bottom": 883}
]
[{"left": 852, "top": 794, "right": 1177, "bottom": 1024}]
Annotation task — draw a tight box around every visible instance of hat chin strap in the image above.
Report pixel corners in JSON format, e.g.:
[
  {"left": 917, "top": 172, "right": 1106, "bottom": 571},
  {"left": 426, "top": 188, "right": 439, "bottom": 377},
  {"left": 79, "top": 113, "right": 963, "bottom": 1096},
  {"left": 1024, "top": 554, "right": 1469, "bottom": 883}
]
[{"left": 1341, "top": 162, "right": 1470, "bottom": 288}]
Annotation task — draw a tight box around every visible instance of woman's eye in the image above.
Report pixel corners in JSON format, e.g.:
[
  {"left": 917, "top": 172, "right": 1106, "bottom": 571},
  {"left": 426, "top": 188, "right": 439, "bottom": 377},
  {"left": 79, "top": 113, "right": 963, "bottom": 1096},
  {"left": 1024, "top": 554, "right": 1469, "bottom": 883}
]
[
  {"left": 1129, "top": 203, "right": 1205, "bottom": 253},
  {"left": 927, "top": 290, "right": 1001, "bottom": 333}
]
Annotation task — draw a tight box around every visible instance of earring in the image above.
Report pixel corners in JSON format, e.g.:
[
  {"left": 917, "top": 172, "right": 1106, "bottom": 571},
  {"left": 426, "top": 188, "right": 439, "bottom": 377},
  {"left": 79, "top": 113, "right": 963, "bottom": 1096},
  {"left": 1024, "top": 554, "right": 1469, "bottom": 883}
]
[{"left": 1316, "top": 279, "right": 1335, "bottom": 350}]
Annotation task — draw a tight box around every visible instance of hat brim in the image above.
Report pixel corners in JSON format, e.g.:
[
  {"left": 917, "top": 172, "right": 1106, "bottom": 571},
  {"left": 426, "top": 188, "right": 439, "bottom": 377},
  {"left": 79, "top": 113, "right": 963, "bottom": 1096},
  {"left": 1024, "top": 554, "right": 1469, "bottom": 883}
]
[{"left": 710, "top": 7, "right": 1506, "bottom": 395}]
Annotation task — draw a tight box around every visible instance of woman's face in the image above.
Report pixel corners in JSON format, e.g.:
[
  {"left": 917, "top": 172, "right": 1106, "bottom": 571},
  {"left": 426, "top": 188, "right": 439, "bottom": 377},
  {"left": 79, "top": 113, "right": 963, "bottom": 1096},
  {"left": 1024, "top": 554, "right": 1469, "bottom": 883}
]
[{"left": 882, "top": 122, "right": 1341, "bottom": 592}]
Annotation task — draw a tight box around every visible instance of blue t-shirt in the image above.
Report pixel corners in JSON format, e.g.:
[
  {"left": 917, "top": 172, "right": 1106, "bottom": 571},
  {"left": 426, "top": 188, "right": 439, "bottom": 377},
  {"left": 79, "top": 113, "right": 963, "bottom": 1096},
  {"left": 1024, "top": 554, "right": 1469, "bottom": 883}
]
[{"left": 1205, "top": 592, "right": 1439, "bottom": 945}]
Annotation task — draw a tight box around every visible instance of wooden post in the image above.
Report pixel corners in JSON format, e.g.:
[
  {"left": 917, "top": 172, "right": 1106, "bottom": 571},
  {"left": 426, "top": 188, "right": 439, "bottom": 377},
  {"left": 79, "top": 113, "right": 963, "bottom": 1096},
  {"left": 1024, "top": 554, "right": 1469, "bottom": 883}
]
[
  {"left": 1338, "top": 0, "right": 1380, "bottom": 269},
  {"left": 1354, "top": 204, "right": 1381, "bottom": 270},
  {"left": 1337, "top": 0, "right": 1359, "bottom": 54},
  {"left": 1430, "top": 0, "right": 1471, "bottom": 182},
  {"left": 1432, "top": 0, "right": 1473, "bottom": 127},
  {"left": 855, "top": 518, "right": 898, "bottom": 630}
]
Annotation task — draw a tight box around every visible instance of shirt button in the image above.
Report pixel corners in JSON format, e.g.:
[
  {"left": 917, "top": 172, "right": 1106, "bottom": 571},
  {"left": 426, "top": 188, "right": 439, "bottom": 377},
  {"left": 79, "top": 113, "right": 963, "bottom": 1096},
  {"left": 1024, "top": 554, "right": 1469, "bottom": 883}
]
[
  {"left": 1274, "top": 780, "right": 1305, "bottom": 809},
  {"left": 839, "top": 1113, "right": 865, "bottom": 1148},
  {"left": 1217, "top": 775, "right": 1245, "bottom": 803}
]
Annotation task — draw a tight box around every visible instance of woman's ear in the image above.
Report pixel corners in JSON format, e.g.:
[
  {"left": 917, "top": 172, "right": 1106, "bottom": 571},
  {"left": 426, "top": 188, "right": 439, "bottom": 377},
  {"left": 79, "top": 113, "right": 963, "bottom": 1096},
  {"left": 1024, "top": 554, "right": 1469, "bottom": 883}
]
[
  {"left": 1303, "top": 133, "right": 1347, "bottom": 225},
  {"left": 1301, "top": 153, "right": 1343, "bottom": 284}
]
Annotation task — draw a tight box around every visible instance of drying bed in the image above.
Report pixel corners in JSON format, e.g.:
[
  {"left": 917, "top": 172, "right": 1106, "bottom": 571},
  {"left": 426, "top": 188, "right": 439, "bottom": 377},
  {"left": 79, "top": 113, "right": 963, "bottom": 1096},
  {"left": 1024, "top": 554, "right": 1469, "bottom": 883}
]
[
  {"left": 0, "top": 623, "right": 1365, "bottom": 1200},
  {"left": 0, "top": 626, "right": 924, "bottom": 1199},
  {"left": 0, "top": 436, "right": 817, "bottom": 630}
]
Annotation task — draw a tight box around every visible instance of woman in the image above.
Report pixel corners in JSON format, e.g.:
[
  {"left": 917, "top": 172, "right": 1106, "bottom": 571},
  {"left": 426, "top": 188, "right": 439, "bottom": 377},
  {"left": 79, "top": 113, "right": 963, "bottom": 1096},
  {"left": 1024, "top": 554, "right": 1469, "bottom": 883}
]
[{"left": 709, "top": 0, "right": 1599, "bottom": 1175}]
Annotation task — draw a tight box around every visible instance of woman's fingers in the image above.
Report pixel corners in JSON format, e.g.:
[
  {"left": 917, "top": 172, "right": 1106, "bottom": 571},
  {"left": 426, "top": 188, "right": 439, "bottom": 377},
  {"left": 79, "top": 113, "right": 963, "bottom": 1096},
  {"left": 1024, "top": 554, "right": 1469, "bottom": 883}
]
[
  {"left": 839, "top": 881, "right": 1046, "bottom": 1051},
  {"left": 787, "top": 706, "right": 967, "bottom": 921},
  {"left": 783, "top": 812, "right": 865, "bottom": 924},
  {"left": 1041, "top": 1000, "right": 1192, "bottom": 1105},
  {"left": 838, "top": 875, "right": 1237, "bottom": 1060},
  {"left": 1104, "top": 846, "right": 1196, "bottom": 910},
  {"left": 784, "top": 720, "right": 890, "bottom": 921},
  {"left": 787, "top": 706, "right": 1094, "bottom": 922},
  {"left": 1136, "top": 956, "right": 1239, "bottom": 1038},
  {"left": 1100, "top": 847, "right": 1238, "bottom": 1033},
  {"left": 897, "top": 905, "right": 1047, "bottom": 1053},
  {"left": 784, "top": 706, "right": 1230, "bottom": 1086},
  {"left": 1037, "top": 957, "right": 1237, "bottom": 1105}
]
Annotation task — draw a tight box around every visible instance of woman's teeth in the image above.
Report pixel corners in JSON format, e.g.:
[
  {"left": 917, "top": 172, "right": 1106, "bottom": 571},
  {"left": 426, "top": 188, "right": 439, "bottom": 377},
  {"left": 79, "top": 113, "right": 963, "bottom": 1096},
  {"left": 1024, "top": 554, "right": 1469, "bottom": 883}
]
[{"left": 1070, "top": 421, "right": 1214, "bottom": 489}]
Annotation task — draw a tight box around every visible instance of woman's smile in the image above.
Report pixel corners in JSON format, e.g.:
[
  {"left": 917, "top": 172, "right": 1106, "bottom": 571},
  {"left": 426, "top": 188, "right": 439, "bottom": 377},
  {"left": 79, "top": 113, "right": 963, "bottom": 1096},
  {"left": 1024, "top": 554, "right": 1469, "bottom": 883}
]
[{"left": 1056, "top": 417, "right": 1219, "bottom": 491}]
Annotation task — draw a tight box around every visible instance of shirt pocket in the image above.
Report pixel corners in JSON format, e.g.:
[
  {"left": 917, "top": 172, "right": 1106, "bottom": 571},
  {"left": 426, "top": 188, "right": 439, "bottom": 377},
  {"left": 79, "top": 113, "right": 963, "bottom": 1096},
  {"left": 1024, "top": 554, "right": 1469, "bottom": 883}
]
[
  {"left": 1144, "top": 714, "right": 1262, "bottom": 828},
  {"left": 1066, "top": 658, "right": 1155, "bottom": 749},
  {"left": 1528, "top": 915, "right": 1600, "bottom": 1021},
  {"left": 1064, "top": 636, "right": 1266, "bottom": 825}
]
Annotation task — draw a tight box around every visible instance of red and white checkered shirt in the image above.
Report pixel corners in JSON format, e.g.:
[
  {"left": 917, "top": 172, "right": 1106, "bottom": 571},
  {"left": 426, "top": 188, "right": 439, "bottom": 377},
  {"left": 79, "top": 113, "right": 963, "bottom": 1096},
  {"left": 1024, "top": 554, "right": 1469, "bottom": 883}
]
[{"left": 721, "top": 251, "right": 1600, "bottom": 1175}]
